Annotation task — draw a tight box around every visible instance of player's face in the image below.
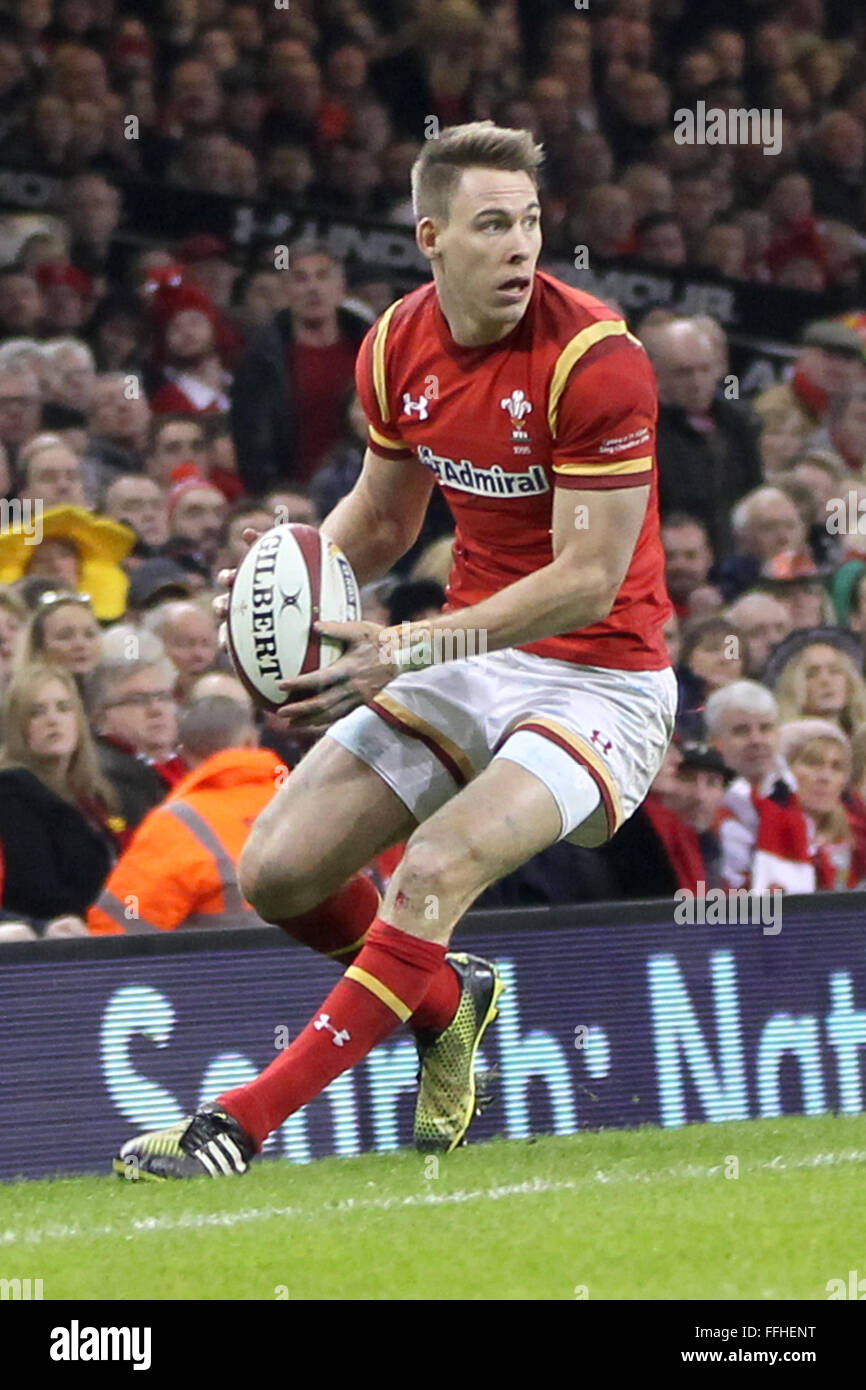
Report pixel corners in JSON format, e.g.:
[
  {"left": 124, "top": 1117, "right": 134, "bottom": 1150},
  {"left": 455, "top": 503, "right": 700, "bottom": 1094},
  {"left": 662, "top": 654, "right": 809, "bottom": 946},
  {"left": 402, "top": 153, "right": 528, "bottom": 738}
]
[{"left": 426, "top": 168, "right": 541, "bottom": 339}]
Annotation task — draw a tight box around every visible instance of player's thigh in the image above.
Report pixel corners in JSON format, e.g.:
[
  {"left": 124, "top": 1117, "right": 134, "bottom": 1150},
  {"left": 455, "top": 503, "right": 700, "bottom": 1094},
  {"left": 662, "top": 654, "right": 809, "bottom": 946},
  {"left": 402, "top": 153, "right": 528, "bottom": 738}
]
[
  {"left": 240, "top": 733, "right": 417, "bottom": 909},
  {"left": 385, "top": 755, "right": 566, "bottom": 920}
]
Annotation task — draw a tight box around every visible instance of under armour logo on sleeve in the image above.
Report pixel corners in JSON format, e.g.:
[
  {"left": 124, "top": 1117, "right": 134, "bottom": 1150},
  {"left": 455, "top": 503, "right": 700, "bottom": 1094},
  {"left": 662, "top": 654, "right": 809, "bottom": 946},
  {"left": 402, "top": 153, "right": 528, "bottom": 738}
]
[{"left": 402, "top": 393, "right": 429, "bottom": 419}]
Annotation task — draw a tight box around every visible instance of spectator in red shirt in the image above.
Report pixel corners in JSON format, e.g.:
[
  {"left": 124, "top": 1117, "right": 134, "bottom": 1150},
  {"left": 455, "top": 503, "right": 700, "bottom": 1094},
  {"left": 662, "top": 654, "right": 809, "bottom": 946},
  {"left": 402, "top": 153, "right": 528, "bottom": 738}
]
[
  {"left": 600, "top": 742, "right": 714, "bottom": 898},
  {"left": 230, "top": 244, "right": 369, "bottom": 493},
  {"left": 149, "top": 307, "right": 231, "bottom": 414},
  {"left": 674, "top": 742, "right": 732, "bottom": 887}
]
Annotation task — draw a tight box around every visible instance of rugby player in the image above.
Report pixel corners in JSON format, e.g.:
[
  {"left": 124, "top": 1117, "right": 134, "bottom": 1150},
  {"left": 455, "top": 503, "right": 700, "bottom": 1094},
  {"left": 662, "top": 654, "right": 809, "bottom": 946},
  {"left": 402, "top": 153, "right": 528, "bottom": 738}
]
[{"left": 116, "top": 122, "right": 675, "bottom": 1180}]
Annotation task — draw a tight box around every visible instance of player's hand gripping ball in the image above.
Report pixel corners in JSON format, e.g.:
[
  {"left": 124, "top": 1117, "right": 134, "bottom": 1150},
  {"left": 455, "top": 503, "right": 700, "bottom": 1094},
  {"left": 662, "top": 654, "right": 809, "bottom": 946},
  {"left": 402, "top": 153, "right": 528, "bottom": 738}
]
[
  {"left": 226, "top": 523, "right": 363, "bottom": 712},
  {"left": 226, "top": 523, "right": 401, "bottom": 728}
]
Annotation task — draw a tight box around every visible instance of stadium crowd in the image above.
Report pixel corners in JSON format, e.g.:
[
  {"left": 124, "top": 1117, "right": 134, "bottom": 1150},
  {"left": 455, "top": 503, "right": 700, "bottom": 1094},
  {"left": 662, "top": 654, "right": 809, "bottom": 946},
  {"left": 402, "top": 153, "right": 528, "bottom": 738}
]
[{"left": 2, "top": 0, "right": 866, "bottom": 939}]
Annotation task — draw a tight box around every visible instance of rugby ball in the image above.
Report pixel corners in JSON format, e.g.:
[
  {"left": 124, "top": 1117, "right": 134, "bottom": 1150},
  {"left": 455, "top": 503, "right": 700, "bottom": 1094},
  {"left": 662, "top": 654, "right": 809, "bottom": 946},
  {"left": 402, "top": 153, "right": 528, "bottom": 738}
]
[{"left": 226, "top": 524, "right": 361, "bottom": 711}]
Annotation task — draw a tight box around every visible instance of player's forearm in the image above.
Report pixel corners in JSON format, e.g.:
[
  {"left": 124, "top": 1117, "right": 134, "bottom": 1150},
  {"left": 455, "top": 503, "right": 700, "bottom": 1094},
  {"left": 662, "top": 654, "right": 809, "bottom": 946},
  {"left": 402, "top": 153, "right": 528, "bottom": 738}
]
[
  {"left": 320, "top": 491, "right": 413, "bottom": 586},
  {"left": 382, "top": 556, "right": 617, "bottom": 663}
]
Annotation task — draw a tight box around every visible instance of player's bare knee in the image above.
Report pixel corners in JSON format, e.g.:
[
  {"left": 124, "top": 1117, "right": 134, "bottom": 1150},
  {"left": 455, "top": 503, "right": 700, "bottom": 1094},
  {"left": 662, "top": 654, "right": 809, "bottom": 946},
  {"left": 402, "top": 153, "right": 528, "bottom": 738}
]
[
  {"left": 245, "top": 871, "right": 320, "bottom": 922},
  {"left": 396, "top": 826, "right": 490, "bottom": 902},
  {"left": 239, "top": 840, "right": 316, "bottom": 921}
]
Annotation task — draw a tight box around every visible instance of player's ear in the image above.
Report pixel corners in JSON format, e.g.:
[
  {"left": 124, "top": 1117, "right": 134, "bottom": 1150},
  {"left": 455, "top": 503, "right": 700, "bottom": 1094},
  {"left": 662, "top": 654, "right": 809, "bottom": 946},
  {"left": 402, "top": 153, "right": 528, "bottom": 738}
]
[{"left": 416, "top": 217, "right": 441, "bottom": 262}]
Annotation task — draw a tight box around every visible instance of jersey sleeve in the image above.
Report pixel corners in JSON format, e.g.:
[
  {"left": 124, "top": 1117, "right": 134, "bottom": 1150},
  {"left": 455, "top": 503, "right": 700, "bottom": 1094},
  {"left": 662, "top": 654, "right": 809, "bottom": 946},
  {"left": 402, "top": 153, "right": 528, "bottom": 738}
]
[
  {"left": 355, "top": 302, "right": 414, "bottom": 462},
  {"left": 548, "top": 330, "right": 657, "bottom": 490}
]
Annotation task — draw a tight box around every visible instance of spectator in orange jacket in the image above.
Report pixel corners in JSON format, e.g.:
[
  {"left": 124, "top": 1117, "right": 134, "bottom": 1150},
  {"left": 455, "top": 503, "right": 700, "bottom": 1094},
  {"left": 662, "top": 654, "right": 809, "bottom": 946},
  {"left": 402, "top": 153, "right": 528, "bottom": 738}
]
[{"left": 88, "top": 696, "right": 285, "bottom": 933}]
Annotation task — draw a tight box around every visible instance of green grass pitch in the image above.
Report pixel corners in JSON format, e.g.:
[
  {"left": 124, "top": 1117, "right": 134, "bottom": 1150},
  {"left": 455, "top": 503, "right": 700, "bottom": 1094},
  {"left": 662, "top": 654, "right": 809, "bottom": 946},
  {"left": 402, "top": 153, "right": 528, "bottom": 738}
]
[{"left": 3, "top": 1114, "right": 866, "bottom": 1300}]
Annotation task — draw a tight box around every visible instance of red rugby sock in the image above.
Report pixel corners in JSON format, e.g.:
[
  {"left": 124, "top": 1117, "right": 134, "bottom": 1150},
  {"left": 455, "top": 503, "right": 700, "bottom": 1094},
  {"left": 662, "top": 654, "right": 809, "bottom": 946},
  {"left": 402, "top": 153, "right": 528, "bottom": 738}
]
[
  {"left": 265, "top": 871, "right": 380, "bottom": 961},
  {"left": 219, "top": 919, "right": 448, "bottom": 1148},
  {"left": 408, "top": 958, "right": 461, "bottom": 1033},
  {"left": 264, "top": 870, "right": 460, "bottom": 1031}
]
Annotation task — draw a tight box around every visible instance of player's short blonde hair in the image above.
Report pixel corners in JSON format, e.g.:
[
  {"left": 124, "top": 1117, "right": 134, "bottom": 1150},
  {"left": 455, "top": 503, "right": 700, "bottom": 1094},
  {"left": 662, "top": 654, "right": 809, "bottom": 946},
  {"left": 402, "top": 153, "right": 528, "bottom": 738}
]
[{"left": 411, "top": 121, "right": 544, "bottom": 222}]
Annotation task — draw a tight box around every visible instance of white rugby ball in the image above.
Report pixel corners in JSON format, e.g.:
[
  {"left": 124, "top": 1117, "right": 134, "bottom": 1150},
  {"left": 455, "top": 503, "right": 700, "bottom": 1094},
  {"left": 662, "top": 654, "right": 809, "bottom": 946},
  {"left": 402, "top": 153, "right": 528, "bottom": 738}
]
[{"left": 226, "top": 524, "right": 361, "bottom": 711}]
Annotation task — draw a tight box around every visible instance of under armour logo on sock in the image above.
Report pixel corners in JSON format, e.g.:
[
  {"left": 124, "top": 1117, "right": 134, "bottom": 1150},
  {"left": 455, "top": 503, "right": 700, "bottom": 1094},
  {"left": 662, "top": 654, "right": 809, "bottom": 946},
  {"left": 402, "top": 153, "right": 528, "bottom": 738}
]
[{"left": 313, "top": 1012, "right": 351, "bottom": 1046}]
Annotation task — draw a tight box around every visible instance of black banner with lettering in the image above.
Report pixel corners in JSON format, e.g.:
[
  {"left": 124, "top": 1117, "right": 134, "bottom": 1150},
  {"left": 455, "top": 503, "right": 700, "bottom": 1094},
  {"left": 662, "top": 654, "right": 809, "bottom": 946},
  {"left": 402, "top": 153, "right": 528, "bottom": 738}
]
[{"left": 0, "top": 167, "right": 859, "bottom": 393}]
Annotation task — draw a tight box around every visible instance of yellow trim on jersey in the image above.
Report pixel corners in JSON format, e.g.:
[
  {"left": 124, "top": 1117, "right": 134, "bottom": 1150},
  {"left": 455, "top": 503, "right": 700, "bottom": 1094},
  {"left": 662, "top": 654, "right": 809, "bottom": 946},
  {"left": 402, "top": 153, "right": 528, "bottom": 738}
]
[
  {"left": 372, "top": 299, "right": 403, "bottom": 423},
  {"left": 373, "top": 690, "right": 476, "bottom": 785},
  {"left": 368, "top": 424, "right": 408, "bottom": 452},
  {"left": 514, "top": 715, "right": 625, "bottom": 833},
  {"left": 547, "top": 320, "right": 630, "bottom": 437},
  {"left": 345, "top": 965, "right": 413, "bottom": 1021},
  {"left": 553, "top": 454, "right": 653, "bottom": 477}
]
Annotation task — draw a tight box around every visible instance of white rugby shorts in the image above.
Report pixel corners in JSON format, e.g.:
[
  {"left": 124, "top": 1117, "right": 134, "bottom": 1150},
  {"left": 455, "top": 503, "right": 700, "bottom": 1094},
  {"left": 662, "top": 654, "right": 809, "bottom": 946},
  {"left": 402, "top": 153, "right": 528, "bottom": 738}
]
[{"left": 326, "top": 648, "right": 678, "bottom": 846}]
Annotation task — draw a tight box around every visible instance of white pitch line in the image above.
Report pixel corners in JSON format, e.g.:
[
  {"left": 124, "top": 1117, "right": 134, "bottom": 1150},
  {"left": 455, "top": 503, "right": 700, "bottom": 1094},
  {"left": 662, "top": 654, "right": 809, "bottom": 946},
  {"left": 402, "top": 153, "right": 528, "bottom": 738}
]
[{"left": 2, "top": 1147, "right": 866, "bottom": 1249}]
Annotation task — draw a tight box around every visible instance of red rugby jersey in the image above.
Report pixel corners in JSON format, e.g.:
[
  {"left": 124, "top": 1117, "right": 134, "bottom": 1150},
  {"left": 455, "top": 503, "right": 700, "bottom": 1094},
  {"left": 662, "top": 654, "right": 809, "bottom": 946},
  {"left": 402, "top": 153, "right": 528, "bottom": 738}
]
[{"left": 355, "top": 270, "right": 672, "bottom": 669}]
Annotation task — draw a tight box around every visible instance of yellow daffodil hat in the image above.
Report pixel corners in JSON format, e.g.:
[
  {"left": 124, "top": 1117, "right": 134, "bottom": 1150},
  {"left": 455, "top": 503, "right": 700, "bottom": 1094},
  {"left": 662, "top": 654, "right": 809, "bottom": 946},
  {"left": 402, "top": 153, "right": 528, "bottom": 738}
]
[{"left": 0, "top": 506, "right": 136, "bottom": 620}]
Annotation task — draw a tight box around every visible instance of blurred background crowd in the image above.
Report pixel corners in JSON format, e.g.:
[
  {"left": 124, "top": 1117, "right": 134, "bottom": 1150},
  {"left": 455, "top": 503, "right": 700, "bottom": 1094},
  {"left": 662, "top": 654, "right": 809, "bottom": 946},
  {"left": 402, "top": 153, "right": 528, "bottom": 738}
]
[{"left": 3, "top": 0, "right": 866, "bottom": 940}]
